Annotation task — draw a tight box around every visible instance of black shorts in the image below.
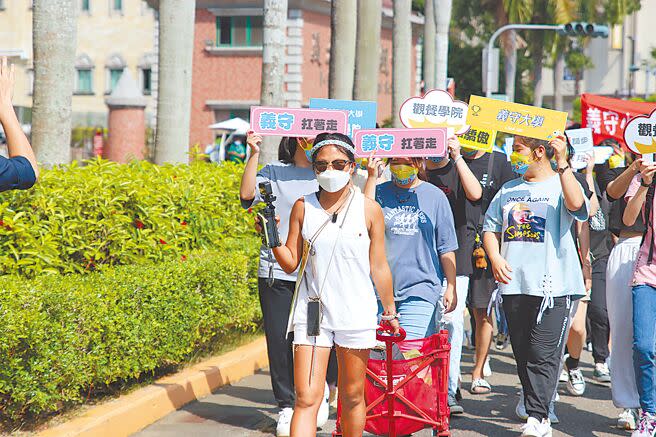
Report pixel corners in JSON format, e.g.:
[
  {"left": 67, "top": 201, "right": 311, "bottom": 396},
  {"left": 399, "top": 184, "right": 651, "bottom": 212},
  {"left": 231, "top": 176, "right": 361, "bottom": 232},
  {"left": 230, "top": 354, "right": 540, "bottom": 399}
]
[{"left": 469, "top": 265, "right": 497, "bottom": 309}]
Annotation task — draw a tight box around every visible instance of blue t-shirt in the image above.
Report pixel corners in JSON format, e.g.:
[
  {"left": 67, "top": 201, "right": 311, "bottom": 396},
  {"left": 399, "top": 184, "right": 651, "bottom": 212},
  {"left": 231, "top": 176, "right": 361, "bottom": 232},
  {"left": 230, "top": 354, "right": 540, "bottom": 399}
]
[
  {"left": 0, "top": 156, "right": 36, "bottom": 191},
  {"left": 483, "top": 174, "right": 589, "bottom": 299},
  {"left": 375, "top": 181, "right": 458, "bottom": 305}
]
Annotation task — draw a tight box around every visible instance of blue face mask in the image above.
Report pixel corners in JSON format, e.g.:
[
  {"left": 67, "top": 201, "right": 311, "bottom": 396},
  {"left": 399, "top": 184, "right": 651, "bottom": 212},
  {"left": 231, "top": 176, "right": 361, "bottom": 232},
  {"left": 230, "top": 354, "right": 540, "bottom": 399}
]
[
  {"left": 461, "top": 148, "right": 478, "bottom": 159},
  {"left": 429, "top": 156, "right": 445, "bottom": 164}
]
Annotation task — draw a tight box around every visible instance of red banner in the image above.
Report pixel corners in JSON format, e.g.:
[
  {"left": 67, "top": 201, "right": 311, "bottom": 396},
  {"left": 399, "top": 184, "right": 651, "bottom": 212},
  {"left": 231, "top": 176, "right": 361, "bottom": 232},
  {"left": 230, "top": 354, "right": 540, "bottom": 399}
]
[{"left": 581, "top": 94, "right": 656, "bottom": 148}]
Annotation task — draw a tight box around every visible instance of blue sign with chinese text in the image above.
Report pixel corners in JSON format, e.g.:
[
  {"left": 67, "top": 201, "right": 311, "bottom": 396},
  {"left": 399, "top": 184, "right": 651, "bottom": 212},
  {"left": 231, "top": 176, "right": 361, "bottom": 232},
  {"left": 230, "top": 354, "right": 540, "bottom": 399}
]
[{"left": 309, "top": 98, "right": 377, "bottom": 138}]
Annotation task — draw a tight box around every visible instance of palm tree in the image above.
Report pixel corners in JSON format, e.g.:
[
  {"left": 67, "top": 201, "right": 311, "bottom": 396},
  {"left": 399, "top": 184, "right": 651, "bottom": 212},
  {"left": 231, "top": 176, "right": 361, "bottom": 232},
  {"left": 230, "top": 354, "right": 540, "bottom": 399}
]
[
  {"left": 392, "top": 0, "right": 412, "bottom": 127},
  {"left": 423, "top": 0, "right": 436, "bottom": 91},
  {"left": 433, "top": 0, "right": 453, "bottom": 91},
  {"left": 329, "top": 0, "right": 357, "bottom": 99},
  {"left": 354, "top": 0, "right": 382, "bottom": 102},
  {"left": 259, "top": 0, "right": 288, "bottom": 165},
  {"left": 154, "top": 0, "right": 196, "bottom": 164},
  {"left": 32, "top": 0, "right": 77, "bottom": 165}
]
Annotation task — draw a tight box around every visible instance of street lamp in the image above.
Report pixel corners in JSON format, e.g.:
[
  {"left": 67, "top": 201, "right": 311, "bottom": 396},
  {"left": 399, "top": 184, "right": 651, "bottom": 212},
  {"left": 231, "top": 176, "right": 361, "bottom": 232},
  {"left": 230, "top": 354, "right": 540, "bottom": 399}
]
[{"left": 484, "top": 22, "right": 609, "bottom": 98}]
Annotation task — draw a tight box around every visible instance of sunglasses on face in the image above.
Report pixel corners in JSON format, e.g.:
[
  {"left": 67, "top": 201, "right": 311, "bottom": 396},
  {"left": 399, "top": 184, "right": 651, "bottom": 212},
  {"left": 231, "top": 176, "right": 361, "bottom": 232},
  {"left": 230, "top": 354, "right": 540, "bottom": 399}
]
[{"left": 313, "top": 159, "right": 353, "bottom": 173}]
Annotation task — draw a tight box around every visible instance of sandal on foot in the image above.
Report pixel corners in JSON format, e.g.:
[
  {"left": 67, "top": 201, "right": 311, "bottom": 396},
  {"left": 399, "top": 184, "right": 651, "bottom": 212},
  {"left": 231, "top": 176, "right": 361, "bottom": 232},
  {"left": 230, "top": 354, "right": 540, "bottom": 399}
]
[{"left": 470, "top": 378, "right": 492, "bottom": 394}]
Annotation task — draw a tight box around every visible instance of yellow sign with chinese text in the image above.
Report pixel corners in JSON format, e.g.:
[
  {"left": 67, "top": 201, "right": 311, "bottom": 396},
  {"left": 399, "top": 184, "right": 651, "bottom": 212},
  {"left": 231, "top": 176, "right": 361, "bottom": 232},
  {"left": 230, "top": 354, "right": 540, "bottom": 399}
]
[
  {"left": 458, "top": 127, "right": 496, "bottom": 152},
  {"left": 466, "top": 95, "right": 568, "bottom": 140}
]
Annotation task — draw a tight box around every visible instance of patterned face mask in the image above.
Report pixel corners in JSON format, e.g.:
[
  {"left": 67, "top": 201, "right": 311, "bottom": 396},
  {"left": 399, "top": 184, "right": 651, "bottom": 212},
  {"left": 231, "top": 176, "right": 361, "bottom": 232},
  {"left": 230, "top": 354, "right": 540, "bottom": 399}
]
[
  {"left": 510, "top": 152, "right": 532, "bottom": 175},
  {"left": 298, "top": 138, "right": 314, "bottom": 162},
  {"left": 390, "top": 164, "right": 418, "bottom": 185},
  {"left": 461, "top": 147, "right": 478, "bottom": 158}
]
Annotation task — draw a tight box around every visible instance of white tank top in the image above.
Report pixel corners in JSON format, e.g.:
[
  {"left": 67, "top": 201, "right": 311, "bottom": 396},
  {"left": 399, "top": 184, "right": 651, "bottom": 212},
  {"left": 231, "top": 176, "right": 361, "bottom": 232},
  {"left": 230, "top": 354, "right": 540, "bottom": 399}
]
[{"left": 292, "top": 189, "right": 378, "bottom": 331}]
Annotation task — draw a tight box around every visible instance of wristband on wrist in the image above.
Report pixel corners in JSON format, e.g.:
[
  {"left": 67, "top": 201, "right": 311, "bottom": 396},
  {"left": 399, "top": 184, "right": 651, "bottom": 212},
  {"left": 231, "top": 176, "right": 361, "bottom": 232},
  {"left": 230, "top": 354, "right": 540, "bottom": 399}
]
[
  {"left": 453, "top": 155, "right": 463, "bottom": 165},
  {"left": 380, "top": 313, "right": 400, "bottom": 321},
  {"left": 641, "top": 178, "right": 651, "bottom": 188}
]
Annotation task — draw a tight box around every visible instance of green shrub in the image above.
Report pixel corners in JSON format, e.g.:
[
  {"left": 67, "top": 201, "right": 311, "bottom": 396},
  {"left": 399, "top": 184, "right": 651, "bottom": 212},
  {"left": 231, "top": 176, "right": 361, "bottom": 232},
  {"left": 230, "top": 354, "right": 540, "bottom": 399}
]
[
  {"left": 0, "top": 250, "right": 261, "bottom": 424},
  {"left": 0, "top": 159, "right": 259, "bottom": 277}
]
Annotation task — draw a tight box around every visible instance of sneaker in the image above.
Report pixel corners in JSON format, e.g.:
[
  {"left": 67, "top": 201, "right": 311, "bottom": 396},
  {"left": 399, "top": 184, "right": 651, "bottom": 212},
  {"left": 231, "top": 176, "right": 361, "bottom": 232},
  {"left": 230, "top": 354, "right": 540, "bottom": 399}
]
[
  {"left": 559, "top": 368, "right": 568, "bottom": 383},
  {"left": 586, "top": 341, "right": 593, "bottom": 352},
  {"left": 495, "top": 333, "right": 509, "bottom": 350},
  {"left": 448, "top": 394, "right": 464, "bottom": 415},
  {"left": 521, "top": 417, "right": 553, "bottom": 437},
  {"left": 516, "top": 391, "right": 528, "bottom": 421},
  {"left": 276, "top": 407, "right": 293, "bottom": 437},
  {"left": 619, "top": 409, "right": 640, "bottom": 431},
  {"left": 329, "top": 385, "right": 338, "bottom": 409},
  {"left": 316, "top": 382, "right": 329, "bottom": 428},
  {"left": 565, "top": 366, "right": 586, "bottom": 396},
  {"left": 632, "top": 412, "right": 656, "bottom": 436},
  {"left": 593, "top": 362, "right": 611, "bottom": 383}
]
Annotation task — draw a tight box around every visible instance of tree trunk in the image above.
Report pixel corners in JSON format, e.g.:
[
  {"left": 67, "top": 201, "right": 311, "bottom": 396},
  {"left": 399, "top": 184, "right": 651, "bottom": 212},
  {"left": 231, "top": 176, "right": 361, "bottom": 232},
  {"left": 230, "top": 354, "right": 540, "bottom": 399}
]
[
  {"left": 155, "top": 0, "right": 196, "bottom": 164},
  {"left": 530, "top": 3, "right": 546, "bottom": 107},
  {"left": 503, "top": 32, "right": 517, "bottom": 102},
  {"left": 553, "top": 39, "right": 567, "bottom": 111},
  {"left": 32, "top": 0, "right": 77, "bottom": 166},
  {"left": 259, "top": 0, "right": 288, "bottom": 165},
  {"left": 433, "top": 0, "right": 453, "bottom": 90},
  {"left": 575, "top": 73, "right": 581, "bottom": 97},
  {"left": 354, "top": 0, "right": 382, "bottom": 102},
  {"left": 392, "top": 0, "right": 411, "bottom": 127},
  {"left": 423, "top": 0, "right": 436, "bottom": 91},
  {"left": 329, "top": 0, "right": 356, "bottom": 99}
]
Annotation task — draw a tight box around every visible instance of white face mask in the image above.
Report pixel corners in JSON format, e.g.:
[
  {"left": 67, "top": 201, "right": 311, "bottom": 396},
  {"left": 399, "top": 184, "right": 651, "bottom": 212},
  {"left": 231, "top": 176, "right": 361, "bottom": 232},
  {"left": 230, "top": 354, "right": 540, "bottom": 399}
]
[{"left": 316, "top": 169, "right": 351, "bottom": 193}]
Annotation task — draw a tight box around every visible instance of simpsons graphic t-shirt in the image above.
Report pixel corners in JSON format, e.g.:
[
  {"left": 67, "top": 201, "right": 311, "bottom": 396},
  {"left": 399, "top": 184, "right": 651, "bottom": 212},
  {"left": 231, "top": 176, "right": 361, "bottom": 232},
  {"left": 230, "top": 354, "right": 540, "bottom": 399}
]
[
  {"left": 483, "top": 174, "right": 589, "bottom": 299},
  {"left": 376, "top": 181, "right": 458, "bottom": 304}
]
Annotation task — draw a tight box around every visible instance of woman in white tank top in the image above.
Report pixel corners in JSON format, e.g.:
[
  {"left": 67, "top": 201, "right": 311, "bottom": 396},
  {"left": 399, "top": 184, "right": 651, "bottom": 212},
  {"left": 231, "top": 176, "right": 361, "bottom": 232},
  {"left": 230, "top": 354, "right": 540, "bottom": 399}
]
[{"left": 272, "top": 133, "right": 399, "bottom": 437}]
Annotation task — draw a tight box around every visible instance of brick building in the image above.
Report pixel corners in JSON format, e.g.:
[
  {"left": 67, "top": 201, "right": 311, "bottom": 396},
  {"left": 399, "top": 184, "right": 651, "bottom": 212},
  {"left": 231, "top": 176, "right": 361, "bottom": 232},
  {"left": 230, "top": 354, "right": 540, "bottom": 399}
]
[{"left": 190, "top": 0, "right": 423, "bottom": 148}]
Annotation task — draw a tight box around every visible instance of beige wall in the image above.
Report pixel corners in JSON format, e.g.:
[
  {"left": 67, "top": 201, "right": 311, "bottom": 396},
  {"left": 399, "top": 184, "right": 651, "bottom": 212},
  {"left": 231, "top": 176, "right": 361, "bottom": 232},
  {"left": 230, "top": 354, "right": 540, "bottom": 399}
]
[{"left": 0, "top": 0, "right": 156, "bottom": 126}]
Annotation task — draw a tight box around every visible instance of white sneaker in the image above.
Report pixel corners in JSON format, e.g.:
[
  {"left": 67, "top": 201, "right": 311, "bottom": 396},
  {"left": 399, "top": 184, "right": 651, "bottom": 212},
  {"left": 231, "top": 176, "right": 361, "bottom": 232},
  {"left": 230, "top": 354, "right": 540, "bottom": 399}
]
[
  {"left": 316, "top": 382, "right": 329, "bottom": 428},
  {"left": 521, "top": 417, "right": 553, "bottom": 437},
  {"left": 618, "top": 408, "right": 640, "bottom": 431},
  {"left": 593, "top": 362, "right": 611, "bottom": 383},
  {"left": 276, "top": 407, "right": 293, "bottom": 437},
  {"left": 565, "top": 366, "right": 586, "bottom": 396},
  {"left": 632, "top": 412, "right": 656, "bottom": 437},
  {"left": 516, "top": 391, "right": 528, "bottom": 421},
  {"left": 559, "top": 368, "right": 568, "bottom": 383}
]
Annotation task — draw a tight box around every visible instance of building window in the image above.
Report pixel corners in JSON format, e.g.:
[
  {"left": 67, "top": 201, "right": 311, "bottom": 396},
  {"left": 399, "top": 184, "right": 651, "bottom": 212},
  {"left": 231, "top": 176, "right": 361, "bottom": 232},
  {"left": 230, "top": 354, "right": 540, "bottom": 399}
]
[
  {"left": 77, "top": 70, "right": 93, "bottom": 93},
  {"left": 215, "top": 16, "right": 263, "bottom": 47},
  {"left": 105, "top": 53, "right": 126, "bottom": 94},
  {"left": 109, "top": 68, "right": 123, "bottom": 92},
  {"left": 74, "top": 53, "right": 95, "bottom": 95},
  {"left": 81, "top": 0, "right": 90, "bottom": 12},
  {"left": 141, "top": 68, "right": 152, "bottom": 95}
]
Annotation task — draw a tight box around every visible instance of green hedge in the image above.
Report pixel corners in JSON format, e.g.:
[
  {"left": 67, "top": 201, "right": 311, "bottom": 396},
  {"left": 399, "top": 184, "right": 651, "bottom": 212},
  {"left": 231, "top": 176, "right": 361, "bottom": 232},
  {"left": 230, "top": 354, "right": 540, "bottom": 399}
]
[
  {"left": 0, "top": 159, "right": 258, "bottom": 277},
  {"left": 0, "top": 249, "right": 261, "bottom": 425}
]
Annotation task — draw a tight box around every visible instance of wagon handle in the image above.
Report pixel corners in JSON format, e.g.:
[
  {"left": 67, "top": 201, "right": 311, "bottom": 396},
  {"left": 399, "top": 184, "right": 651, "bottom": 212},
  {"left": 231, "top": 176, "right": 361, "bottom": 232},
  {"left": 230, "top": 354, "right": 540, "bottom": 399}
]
[{"left": 376, "top": 323, "right": 406, "bottom": 342}]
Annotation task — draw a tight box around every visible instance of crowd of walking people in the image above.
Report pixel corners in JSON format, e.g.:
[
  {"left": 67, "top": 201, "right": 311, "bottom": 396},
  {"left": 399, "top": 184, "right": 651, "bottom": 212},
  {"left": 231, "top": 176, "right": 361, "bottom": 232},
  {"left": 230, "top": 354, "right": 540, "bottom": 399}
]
[{"left": 240, "top": 125, "right": 656, "bottom": 437}]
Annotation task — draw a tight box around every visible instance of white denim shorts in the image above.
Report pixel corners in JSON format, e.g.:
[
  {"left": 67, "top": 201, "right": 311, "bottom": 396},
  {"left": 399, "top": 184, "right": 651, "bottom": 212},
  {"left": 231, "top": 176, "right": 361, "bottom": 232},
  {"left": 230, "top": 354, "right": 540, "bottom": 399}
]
[{"left": 293, "top": 324, "right": 377, "bottom": 349}]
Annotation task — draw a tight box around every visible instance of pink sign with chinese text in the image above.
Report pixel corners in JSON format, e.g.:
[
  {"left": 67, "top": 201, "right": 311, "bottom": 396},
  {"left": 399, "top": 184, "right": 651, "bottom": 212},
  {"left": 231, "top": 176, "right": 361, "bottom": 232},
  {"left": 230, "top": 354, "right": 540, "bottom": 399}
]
[
  {"left": 250, "top": 106, "right": 349, "bottom": 137},
  {"left": 352, "top": 128, "right": 448, "bottom": 158}
]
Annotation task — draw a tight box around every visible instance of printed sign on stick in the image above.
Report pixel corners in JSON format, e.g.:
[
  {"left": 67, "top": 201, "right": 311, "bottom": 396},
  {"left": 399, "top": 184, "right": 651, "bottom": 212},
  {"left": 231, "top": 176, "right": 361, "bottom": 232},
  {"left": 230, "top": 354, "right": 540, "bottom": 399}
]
[
  {"left": 565, "top": 128, "right": 594, "bottom": 170},
  {"left": 623, "top": 109, "right": 656, "bottom": 155},
  {"left": 466, "top": 95, "right": 568, "bottom": 140},
  {"left": 459, "top": 127, "right": 497, "bottom": 153},
  {"left": 309, "top": 98, "right": 377, "bottom": 137},
  {"left": 399, "top": 89, "right": 470, "bottom": 135},
  {"left": 249, "top": 107, "right": 349, "bottom": 137},
  {"left": 352, "top": 128, "right": 448, "bottom": 158}
]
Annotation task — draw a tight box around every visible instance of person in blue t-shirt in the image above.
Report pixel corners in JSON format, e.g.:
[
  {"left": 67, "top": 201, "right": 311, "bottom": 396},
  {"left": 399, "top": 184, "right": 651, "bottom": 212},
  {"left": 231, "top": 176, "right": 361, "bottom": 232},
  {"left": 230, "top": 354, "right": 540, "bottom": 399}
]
[
  {"left": 0, "top": 57, "right": 38, "bottom": 192},
  {"left": 483, "top": 134, "right": 589, "bottom": 437},
  {"left": 366, "top": 151, "right": 458, "bottom": 340}
]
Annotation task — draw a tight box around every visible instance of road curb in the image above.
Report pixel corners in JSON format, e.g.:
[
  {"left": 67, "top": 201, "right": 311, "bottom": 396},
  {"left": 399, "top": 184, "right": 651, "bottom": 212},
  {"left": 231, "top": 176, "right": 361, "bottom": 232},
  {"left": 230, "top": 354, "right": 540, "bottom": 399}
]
[{"left": 36, "top": 336, "right": 268, "bottom": 437}]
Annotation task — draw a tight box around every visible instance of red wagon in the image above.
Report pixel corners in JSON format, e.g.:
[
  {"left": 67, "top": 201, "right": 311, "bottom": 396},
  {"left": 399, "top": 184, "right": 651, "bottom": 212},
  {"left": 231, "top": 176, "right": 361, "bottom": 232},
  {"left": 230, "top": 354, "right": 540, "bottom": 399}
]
[{"left": 334, "top": 326, "right": 451, "bottom": 437}]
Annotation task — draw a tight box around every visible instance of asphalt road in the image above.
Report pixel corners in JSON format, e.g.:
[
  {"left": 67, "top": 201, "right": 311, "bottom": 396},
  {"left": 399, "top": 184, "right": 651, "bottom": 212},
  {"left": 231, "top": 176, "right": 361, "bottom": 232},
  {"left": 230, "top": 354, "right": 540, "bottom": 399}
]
[{"left": 134, "top": 347, "right": 627, "bottom": 436}]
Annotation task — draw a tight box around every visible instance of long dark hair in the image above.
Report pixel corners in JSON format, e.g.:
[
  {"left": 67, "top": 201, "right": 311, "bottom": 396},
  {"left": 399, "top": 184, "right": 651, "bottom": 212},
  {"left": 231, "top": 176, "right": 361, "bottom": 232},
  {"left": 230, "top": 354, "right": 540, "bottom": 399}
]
[
  {"left": 278, "top": 137, "right": 298, "bottom": 164},
  {"left": 310, "top": 132, "right": 356, "bottom": 162},
  {"left": 643, "top": 182, "right": 656, "bottom": 265}
]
